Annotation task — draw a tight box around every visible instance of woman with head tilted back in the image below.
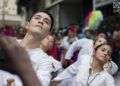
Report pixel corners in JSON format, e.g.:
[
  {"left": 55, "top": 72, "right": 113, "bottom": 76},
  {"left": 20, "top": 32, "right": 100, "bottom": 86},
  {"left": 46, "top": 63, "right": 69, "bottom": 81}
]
[
  {"left": 74, "top": 43, "right": 115, "bottom": 86},
  {"left": 52, "top": 43, "right": 115, "bottom": 86},
  {"left": 52, "top": 36, "right": 116, "bottom": 86}
]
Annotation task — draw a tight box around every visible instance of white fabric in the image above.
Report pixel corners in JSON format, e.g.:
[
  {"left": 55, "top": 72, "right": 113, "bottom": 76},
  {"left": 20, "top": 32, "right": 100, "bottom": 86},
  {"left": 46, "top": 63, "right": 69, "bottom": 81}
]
[
  {"left": 60, "top": 36, "right": 78, "bottom": 50},
  {"left": 53, "top": 54, "right": 91, "bottom": 81},
  {"left": 114, "top": 71, "right": 120, "bottom": 86},
  {"left": 64, "top": 37, "right": 118, "bottom": 75},
  {"left": 72, "top": 71, "right": 115, "bottom": 86},
  {"left": 53, "top": 54, "right": 115, "bottom": 86},
  {"left": 65, "top": 38, "right": 93, "bottom": 60},
  {"left": 104, "top": 61, "right": 118, "bottom": 75},
  {"left": 0, "top": 70, "right": 23, "bottom": 86},
  {"left": 27, "top": 48, "right": 62, "bottom": 86},
  {"left": 0, "top": 47, "right": 62, "bottom": 86}
]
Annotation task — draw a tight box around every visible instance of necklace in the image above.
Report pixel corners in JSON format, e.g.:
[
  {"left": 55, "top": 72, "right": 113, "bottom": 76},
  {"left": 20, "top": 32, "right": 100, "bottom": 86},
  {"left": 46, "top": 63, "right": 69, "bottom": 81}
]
[{"left": 87, "top": 68, "right": 100, "bottom": 86}]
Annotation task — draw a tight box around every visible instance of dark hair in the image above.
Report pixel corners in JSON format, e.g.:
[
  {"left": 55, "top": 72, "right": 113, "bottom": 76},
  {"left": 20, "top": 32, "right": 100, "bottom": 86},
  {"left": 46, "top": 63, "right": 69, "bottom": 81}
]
[
  {"left": 84, "top": 29, "right": 95, "bottom": 39},
  {"left": 28, "top": 10, "right": 54, "bottom": 31},
  {"left": 94, "top": 43, "right": 112, "bottom": 52},
  {"left": 93, "top": 37, "right": 107, "bottom": 45}
]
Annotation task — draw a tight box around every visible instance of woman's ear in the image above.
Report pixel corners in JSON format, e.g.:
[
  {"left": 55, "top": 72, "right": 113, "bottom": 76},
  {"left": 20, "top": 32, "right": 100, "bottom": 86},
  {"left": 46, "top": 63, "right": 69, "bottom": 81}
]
[{"left": 108, "top": 58, "right": 112, "bottom": 62}]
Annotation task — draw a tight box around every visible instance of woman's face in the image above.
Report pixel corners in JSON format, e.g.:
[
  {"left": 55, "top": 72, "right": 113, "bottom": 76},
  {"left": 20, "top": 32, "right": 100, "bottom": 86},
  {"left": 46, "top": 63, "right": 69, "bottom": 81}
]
[
  {"left": 97, "top": 33, "right": 106, "bottom": 38},
  {"left": 94, "top": 37, "right": 107, "bottom": 48},
  {"left": 68, "top": 30, "right": 76, "bottom": 38},
  {"left": 95, "top": 44, "right": 112, "bottom": 64},
  {"left": 41, "top": 35, "right": 54, "bottom": 50}
]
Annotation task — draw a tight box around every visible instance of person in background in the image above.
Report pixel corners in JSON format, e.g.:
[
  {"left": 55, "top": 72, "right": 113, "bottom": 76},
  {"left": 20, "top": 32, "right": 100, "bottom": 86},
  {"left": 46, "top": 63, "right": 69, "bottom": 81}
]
[
  {"left": 0, "top": 25, "right": 15, "bottom": 37},
  {"left": 60, "top": 25, "right": 78, "bottom": 67},
  {"left": 16, "top": 27, "right": 26, "bottom": 39},
  {"left": 111, "top": 29, "right": 120, "bottom": 70},
  {"left": 47, "top": 34, "right": 62, "bottom": 61},
  {"left": 62, "top": 29, "right": 94, "bottom": 68},
  {"left": 111, "top": 29, "right": 120, "bottom": 86},
  {"left": 60, "top": 24, "right": 78, "bottom": 52},
  {"left": 96, "top": 32, "right": 107, "bottom": 39}
]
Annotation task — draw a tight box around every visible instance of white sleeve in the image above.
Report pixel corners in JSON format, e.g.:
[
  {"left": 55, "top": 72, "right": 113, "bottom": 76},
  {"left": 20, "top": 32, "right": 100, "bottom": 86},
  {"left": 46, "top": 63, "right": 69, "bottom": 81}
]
[
  {"left": 72, "top": 66, "right": 89, "bottom": 86},
  {"left": 60, "top": 37, "right": 67, "bottom": 48},
  {"left": 53, "top": 54, "right": 91, "bottom": 85},
  {"left": 50, "top": 56, "right": 63, "bottom": 72},
  {"left": 53, "top": 60, "right": 80, "bottom": 81},
  {"left": 104, "top": 61, "right": 118, "bottom": 75},
  {"left": 72, "top": 55, "right": 92, "bottom": 86},
  {"left": 105, "top": 74, "right": 115, "bottom": 86},
  {"left": 73, "top": 55, "right": 91, "bottom": 86},
  {"left": 65, "top": 40, "right": 82, "bottom": 60}
]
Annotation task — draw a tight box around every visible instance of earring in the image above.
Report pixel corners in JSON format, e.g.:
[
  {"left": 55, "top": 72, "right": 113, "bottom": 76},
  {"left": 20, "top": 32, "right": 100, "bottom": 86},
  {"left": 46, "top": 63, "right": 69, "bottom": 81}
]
[
  {"left": 108, "top": 58, "right": 112, "bottom": 62},
  {"left": 108, "top": 59, "right": 112, "bottom": 69}
]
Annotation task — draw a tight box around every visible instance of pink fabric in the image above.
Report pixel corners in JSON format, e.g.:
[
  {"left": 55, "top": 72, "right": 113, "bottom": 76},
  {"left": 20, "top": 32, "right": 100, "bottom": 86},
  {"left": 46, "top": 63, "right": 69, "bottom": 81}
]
[
  {"left": 47, "top": 45, "right": 62, "bottom": 61},
  {"left": 1, "top": 25, "right": 14, "bottom": 36}
]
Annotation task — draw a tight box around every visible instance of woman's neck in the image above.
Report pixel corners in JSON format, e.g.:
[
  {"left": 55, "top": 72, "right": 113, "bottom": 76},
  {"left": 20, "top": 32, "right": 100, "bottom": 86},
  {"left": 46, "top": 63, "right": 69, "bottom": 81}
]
[
  {"left": 20, "top": 33, "right": 41, "bottom": 49},
  {"left": 91, "top": 58, "right": 104, "bottom": 75},
  {"left": 39, "top": 45, "right": 47, "bottom": 52}
]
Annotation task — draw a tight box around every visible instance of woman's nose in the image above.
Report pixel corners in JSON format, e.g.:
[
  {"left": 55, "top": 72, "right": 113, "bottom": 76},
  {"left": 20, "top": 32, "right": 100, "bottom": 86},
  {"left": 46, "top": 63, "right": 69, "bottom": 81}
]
[{"left": 104, "top": 51, "right": 108, "bottom": 56}]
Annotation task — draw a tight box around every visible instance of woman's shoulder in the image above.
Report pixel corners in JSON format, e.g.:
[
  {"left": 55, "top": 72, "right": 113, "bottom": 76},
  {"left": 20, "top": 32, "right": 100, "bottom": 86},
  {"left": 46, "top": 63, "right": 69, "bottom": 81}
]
[
  {"left": 101, "top": 71, "right": 115, "bottom": 86},
  {"left": 101, "top": 71, "right": 114, "bottom": 80}
]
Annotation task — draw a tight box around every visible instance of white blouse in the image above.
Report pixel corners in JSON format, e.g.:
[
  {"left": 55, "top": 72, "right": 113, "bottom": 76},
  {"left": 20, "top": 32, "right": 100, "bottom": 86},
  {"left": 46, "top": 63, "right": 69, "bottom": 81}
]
[
  {"left": 53, "top": 54, "right": 115, "bottom": 86},
  {"left": 71, "top": 70, "right": 115, "bottom": 86}
]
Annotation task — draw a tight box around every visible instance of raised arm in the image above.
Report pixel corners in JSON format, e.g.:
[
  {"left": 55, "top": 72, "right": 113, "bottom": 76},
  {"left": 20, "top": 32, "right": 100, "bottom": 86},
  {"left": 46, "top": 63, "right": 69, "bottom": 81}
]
[{"left": 0, "top": 35, "right": 41, "bottom": 86}]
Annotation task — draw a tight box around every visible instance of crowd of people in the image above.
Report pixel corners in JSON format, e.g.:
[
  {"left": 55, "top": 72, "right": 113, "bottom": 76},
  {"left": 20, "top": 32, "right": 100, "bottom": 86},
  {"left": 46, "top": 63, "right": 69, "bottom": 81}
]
[
  {"left": 0, "top": 10, "right": 120, "bottom": 86},
  {"left": 0, "top": 25, "right": 26, "bottom": 39}
]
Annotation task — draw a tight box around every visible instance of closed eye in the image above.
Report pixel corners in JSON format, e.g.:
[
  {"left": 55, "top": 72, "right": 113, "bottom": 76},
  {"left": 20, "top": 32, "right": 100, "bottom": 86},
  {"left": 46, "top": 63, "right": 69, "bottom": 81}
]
[{"left": 43, "top": 18, "right": 50, "bottom": 25}]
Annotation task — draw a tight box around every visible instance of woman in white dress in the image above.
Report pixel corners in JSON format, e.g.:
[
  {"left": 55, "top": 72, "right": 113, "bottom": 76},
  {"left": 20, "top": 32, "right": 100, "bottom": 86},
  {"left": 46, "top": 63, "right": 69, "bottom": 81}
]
[
  {"left": 52, "top": 43, "right": 115, "bottom": 86},
  {"left": 63, "top": 36, "right": 118, "bottom": 75}
]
